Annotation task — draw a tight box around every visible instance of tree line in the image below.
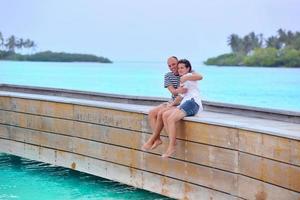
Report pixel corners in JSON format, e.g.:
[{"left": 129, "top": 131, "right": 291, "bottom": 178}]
[
  {"left": 0, "top": 31, "right": 112, "bottom": 63},
  {"left": 19, "top": 51, "right": 112, "bottom": 63},
  {"left": 0, "top": 31, "right": 36, "bottom": 52},
  {"left": 227, "top": 29, "right": 300, "bottom": 54},
  {"left": 205, "top": 29, "right": 300, "bottom": 67}
]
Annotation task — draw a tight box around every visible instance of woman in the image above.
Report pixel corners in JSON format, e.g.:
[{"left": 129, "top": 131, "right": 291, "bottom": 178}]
[
  {"left": 161, "top": 59, "right": 203, "bottom": 158},
  {"left": 142, "top": 57, "right": 202, "bottom": 151}
]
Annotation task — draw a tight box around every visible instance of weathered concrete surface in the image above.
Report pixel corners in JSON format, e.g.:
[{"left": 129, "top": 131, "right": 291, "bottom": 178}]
[
  {"left": 0, "top": 90, "right": 300, "bottom": 200},
  {"left": 1, "top": 84, "right": 300, "bottom": 123}
]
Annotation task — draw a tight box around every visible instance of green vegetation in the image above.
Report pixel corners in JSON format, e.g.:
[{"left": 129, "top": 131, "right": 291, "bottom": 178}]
[
  {"left": 205, "top": 29, "right": 300, "bottom": 67},
  {"left": 205, "top": 53, "right": 244, "bottom": 66},
  {"left": 0, "top": 50, "right": 112, "bottom": 63},
  {"left": 0, "top": 31, "right": 112, "bottom": 63}
]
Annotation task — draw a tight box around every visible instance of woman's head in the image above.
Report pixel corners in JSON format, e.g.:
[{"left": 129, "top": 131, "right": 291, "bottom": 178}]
[{"left": 177, "top": 59, "right": 192, "bottom": 76}]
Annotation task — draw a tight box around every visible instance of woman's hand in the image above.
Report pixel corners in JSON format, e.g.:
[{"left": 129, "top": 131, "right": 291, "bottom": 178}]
[{"left": 180, "top": 75, "right": 189, "bottom": 83}]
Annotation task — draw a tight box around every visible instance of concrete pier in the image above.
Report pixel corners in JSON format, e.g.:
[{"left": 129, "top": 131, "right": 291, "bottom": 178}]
[{"left": 0, "top": 84, "right": 299, "bottom": 200}]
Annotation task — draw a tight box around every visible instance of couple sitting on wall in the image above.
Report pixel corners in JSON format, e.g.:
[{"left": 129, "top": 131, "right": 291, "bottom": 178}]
[{"left": 142, "top": 56, "right": 203, "bottom": 158}]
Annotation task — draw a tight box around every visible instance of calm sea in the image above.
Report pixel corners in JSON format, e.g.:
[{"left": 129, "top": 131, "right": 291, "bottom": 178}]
[
  {"left": 1, "top": 61, "right": 300, "bottom": 111},
  {"left": 0, "top": 61, "right": 300, "bottom": 199},
  {"left": 0, "top": 153, "right": 170, "bottom": 200}
]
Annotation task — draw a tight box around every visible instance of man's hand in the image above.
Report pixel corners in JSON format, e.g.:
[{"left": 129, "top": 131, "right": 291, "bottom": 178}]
[{"left": 176, "top": 87, "right": 187, "bottom": 94}]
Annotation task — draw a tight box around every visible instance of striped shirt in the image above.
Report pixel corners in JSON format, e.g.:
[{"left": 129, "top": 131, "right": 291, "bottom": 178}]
[{"left": 164, "top": 72, "right": 180, "bottom": 100}]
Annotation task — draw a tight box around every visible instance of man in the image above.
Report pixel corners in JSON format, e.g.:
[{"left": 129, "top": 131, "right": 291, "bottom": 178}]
[{"left": 142, "top": 56, "right": 202, "bottom": 151}]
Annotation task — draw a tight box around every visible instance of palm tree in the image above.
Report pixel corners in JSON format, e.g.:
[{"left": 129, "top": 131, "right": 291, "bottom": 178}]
[
  {"left": 30, "top": 40, "right": 36, "bottom": 49},
  {"left": 5, "top": 35, "right": 17, "bottom": 52},
  {"left": 242, "top": 35, "right": 252, "bottom": 55},
  {"left": 16, "top": 38, "right": 24, "bottom": 50},
  {"left": 227, "top": 34, "right": 243, "bottom": 53},
  {"left": 292, "top": 32, "right": 300, "bottom": 50},
  {"left": 258, "top": 33, "right": 264, "bottom": 47},
  {"left": 23, "top": 39, "right": 37, "bottom": 53},
  {"left": 266, "top": 36, "right": 281, "bottom": 49},
  {"left": 286, "top": 31, "right": 295, "bottom": 46},
  {"left": 29, "top": 40, "right": 37, "bottom": 53},
  {"left": 0, "top": 32, "right": 4, "bottom": 50},
  {"left": 248, "top": 32, "right": 263, "bottom": 50},
  {"left": 277, "top": 29, "right": 287, "bottom": 47}
]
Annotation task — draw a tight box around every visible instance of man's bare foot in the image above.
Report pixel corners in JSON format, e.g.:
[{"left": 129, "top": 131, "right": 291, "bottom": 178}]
[
  {"left": 150, "top": 139, "right": 162, "bottom": 150},
  {"left": 162, "top": 148, "right": 176, "bottom": 158},
  {"left": 142, "top": 141, "right": 154, "bottom": 151}
]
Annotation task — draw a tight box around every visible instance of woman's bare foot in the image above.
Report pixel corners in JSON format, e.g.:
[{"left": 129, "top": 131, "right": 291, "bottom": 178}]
[
  {"left": 142, "top": 140, "right": 154, "bottom": 151},
  {"left": 150, "top": 139, "right": 162, "bottom": 150},
  {"left": 162, "top": 147, "right": 176, "bottom": 158}
]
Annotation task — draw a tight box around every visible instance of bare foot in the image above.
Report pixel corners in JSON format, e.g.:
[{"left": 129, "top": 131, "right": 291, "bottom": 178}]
[
  {"left": 150, "top": 139, "right": 162, "bottom": 150},
  {"left": 162, "top": 148, "right": 176, "bottom": 158},
  {"left": 142, "top": 141, "right": 154, "bottom": 151}
]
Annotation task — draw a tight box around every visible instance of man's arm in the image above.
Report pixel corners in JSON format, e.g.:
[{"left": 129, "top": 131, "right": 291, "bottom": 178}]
[
  {"left": 168, "top": 95, "right": 183, "bottom": 107},
  {"left": 167, "top": 85, "right": 187, "bottom": 96}
]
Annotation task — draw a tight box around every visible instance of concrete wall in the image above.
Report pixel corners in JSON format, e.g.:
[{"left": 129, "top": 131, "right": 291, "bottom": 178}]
[
  {"left": 0, "top": 95, "right": 300, "bottom": 200},
  {"left": 1, "top": 84, "right": 300, "bottom": 123}
]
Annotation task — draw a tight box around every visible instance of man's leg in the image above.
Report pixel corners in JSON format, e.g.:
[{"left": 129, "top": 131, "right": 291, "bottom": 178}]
[
  {"left": 142, "top": 103, "right": 167, "bottom": 151},
  {"left": 148, "top": 107, "right": 178, "bottom": 151},
  {"left": 148, "top": 104, "right": 166, "bottom": 130},
  {"left": 162, "top": 108, "right": 176, "bottom": 136},
  {"left": 150, "top": 106, "right": 176, "bottom": 150}
]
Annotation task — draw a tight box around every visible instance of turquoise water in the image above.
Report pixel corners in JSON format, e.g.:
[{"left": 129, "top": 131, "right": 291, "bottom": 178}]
[
  {"left": 0, "top": 153, "right": 170, "bottom": 200},
  {"left": 0, "top": 61, "right": 300, "bottom": 111},
  {"left": 0, "top": 61, "right": 300, "bottom": 199}
]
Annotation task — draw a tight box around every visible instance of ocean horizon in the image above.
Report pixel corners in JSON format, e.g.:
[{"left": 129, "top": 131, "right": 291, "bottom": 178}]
[{"left": 1, "top": 60, "right": 300, "bottom": 112}]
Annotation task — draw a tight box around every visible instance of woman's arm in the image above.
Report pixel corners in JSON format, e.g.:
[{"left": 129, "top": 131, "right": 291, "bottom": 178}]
[{"left": 181, "top": 72, "right": 203, "bottom": 83}]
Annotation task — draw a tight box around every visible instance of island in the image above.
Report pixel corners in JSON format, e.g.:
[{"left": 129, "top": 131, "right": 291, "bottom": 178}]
[
  {"left": 0, "top": 32, "right": 112, "bottom": 63},
  {"left": 205, "top": 29, "right": 300, "bottom": 67}
]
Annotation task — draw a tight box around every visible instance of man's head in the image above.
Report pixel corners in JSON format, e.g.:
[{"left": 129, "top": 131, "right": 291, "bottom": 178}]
[{"left": 167, "top": 56, "right": 178, "bottom": 75}]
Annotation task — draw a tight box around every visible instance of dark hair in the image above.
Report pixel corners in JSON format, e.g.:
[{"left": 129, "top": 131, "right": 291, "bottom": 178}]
[
  {"left": 178, "top": 59, "right": 192, "bottom": 72},
  {"left": 169, "top": 56, "right": 178, "bottom": 61}
]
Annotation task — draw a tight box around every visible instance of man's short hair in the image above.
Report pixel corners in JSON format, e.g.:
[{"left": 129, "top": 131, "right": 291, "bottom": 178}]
[{"left": 169, "top": 56, "right": 178, "bottom": 61}]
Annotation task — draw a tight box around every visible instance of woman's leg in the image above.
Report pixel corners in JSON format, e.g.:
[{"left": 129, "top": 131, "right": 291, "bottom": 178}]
[
  {"left": 148, "top": 104, "right": 166, "bottom": 130},
  {"left": 162, "top": 108, "right": 186, "bottom": 158}
]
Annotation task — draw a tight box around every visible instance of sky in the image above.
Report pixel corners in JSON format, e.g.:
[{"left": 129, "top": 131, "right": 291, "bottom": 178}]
[{"left": 1, "top": 0, "right": 300, "bottom": 63}]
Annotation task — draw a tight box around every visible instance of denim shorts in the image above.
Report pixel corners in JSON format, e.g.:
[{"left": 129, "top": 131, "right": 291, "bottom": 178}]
[{"left": 179, "top": 98, "right": 199, "bottom": 117}]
